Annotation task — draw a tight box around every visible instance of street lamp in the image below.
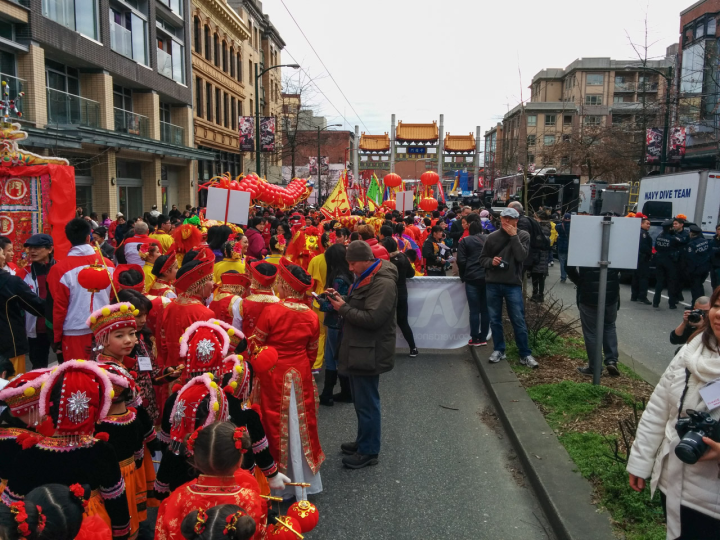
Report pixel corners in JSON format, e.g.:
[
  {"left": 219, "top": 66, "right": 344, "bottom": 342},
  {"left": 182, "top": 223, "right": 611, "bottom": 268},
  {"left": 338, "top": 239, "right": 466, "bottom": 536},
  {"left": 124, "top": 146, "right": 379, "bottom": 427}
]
[
  {"left": 317, "top": 124, "right": 342, "bottom": 204},
  {"left": 624, "top": 64, "right": 674, "bottom": 174},
  {"left": 255, "top": 63, "right": 300, "bottom": 176}
]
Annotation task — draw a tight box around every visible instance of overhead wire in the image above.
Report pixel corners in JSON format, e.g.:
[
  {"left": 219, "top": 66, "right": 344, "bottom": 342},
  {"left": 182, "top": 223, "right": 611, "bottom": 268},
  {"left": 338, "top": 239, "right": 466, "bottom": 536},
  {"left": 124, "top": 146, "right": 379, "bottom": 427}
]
[{"left": 279, "top": 0, "right": 369, "bottom": 132}]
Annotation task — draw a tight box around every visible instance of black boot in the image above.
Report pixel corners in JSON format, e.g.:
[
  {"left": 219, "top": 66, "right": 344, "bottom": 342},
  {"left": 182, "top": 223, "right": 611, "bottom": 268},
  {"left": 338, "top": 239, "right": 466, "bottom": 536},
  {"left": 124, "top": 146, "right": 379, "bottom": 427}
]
[
  {"left": 333, "top": 375, "right": 353, "bottom": 403},
  {"left": 320, "top": 369, "right": 337, "bottom": 406}
]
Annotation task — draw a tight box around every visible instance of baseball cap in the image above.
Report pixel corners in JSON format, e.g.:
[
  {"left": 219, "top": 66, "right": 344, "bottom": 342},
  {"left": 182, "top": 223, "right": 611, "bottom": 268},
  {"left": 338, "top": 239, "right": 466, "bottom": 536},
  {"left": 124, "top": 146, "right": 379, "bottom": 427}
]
[
  {"left": 563, "top": 213, "right": 572, "bottom": 220},
  {"left": 24, "top": 234, "right": 53, "bottom": 247},
  {"left": 688, "top": 224, "right": 702, "bottom": 233},
  {"left": 500, "top": 208, "right": 520, "bottom": 219}
]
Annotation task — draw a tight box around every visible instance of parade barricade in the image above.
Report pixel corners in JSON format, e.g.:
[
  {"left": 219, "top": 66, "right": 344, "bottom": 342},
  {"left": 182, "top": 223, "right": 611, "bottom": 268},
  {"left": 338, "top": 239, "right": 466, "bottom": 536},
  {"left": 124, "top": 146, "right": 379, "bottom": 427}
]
[{"left": 398, "top": 276, "right": 470, "bottom": 349}]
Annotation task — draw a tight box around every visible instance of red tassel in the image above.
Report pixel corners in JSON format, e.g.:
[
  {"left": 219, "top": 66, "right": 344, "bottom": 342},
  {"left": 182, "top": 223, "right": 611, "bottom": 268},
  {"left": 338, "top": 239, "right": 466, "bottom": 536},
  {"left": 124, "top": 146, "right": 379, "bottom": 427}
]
[
  {"left": 171, "top": 383, "right": 182, "bottom": 394},
  {"left": 223, "top": 385, "right": 234, "bottom": 394},
  {"left": 36, "top": 417, "right": 55, "bottom": 437},
  {"left": 95, "top": 432, "right": 109, "bottom": 442},
  {"left": 129, "top": 371, "right": 138, "bottom": 380},
  {"left": 251, "top": 403, "right": 263, "bottom": 421},
  {"left": 17, "top": 433, "right": 40, "bottom": 449}
]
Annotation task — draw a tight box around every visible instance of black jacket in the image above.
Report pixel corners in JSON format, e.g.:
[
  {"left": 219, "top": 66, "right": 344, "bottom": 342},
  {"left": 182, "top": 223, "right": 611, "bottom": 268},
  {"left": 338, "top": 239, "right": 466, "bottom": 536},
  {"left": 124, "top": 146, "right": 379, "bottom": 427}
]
[
  {"left": 0, "top": 270, "right": 46, "bottom": 358},
  {"left": 566, "top": 266, "right": 620, "bottom": 307},
  {"left": 638, "top": 230, "right": 653, "bottom": 265},
  {"left": 448, "top": 219, "right": 464, "bottom": 245},
  {"left": 457, "top": 233, "right": 487, "bottom": 282},
  {"left": 712, "top": 235, "right": 720, "bottom": 268},
  {"left": 422, "top": 237, "right": 449, "bottom": 272},
  {"left": 388, "top": 251, "right": 414, "bottom": 294},
  {"left": 683, "top": 236, "right": 711, "bottom": 275}
]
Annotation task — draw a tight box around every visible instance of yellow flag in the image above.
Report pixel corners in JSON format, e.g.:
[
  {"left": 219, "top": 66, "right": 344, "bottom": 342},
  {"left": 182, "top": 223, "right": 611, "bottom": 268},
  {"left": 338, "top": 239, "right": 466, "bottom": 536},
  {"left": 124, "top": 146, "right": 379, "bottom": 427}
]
[{"left": 321, "top": 175, "right": 351, "bottom": 219}]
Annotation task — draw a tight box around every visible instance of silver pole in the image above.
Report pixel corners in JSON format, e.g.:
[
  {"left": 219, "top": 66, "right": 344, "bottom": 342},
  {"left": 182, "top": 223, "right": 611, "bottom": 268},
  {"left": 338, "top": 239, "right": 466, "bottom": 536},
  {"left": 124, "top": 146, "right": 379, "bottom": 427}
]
[
  {"left": 437, "top": 114, "right": 444, "bottom": 195},
  {"left": 475, "top": 125, "right": 481, "bottom": 192},
  {"left": 390, "top": 113, "right": 396, "bottom": 173},
  {"left": 594, "top": 216, "right": 613, "bottom": 385},
  {"left": 353, "top": 125, "right": 359, "bottom": 199}
]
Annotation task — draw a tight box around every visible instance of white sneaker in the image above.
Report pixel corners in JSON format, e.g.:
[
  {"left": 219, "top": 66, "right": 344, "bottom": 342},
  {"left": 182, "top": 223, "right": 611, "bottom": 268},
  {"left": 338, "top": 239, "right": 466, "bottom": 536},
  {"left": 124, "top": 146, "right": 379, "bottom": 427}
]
[
  {"left": 488, "top": 351, "right": 506, "bottom": 363},
  {"left": 520, "top": 355, "right": 539, "bottom": 369}
]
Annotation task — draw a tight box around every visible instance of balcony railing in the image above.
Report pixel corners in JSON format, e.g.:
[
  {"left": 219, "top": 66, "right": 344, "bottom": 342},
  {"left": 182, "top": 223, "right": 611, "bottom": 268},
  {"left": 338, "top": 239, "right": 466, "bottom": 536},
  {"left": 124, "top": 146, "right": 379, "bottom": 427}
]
[
  {"left": 110, "top": 21, "right": 132, "bottom": 59},
  {"left": 0, "top": 73, "right": 25, "bottom": 120},
  {"left": 47, "top": 88, "right": 100, "bottom": 128},
  {"left": 638, "top": 82, "right": 659, "bottom": 92},
  {"left": 157, "top": 48, "right": 173, "bottom": 79},
  {"left": 160, "top": 121, "right": 184, "bottom": 145},
  {"left": 114, "top": 108, "right": 149, "bottom": 137},
  {"left": 614, "top": 82, "right": 636, "bottom": 92}
]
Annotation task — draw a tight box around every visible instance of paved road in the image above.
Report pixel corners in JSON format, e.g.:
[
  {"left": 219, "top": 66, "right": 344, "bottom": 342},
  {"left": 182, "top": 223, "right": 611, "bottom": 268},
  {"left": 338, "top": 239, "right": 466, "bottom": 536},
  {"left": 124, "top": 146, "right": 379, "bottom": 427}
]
[
  {"left": 544, "top": 262, "right": 706, "bottom": 380},
  {"left": 309, "top": 348, "right": 554, "bottom": 540}
]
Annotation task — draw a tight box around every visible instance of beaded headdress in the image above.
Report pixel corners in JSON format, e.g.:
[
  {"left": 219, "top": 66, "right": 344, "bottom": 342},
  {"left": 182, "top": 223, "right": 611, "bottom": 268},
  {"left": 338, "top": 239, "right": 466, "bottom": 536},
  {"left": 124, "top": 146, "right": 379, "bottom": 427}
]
[
  {"left": 0, "top": 368, "right": 51, "bottom": 425},
  {"left": 179, "top": 321, "right": 231, "bottom": 381},
  {"left": 86, "top": 303, "right": 138, "bottom": 345}
]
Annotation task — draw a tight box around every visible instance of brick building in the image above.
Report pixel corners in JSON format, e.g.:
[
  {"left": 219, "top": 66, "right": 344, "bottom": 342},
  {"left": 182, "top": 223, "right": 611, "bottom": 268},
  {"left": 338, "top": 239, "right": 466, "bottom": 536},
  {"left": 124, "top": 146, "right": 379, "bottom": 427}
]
[{"left": 0, "top": 0, "right": 214, "bottom": 217}]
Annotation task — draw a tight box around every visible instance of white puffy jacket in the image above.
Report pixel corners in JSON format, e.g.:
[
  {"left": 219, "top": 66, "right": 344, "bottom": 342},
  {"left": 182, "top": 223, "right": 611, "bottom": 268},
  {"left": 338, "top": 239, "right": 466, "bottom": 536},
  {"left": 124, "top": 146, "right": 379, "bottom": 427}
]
[{"left": 626, "top": 335, "right": 720, "bottom": 539}]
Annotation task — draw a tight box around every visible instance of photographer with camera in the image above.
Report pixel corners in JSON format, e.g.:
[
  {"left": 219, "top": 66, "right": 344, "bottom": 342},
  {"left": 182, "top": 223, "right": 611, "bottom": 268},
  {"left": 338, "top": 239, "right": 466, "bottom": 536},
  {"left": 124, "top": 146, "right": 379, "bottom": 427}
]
[
  {"left": 670, "top": 297, "right": 710, "bottom": 346},
  {"left": 627, "top": 287, "right": 720, "bottom": 538},
  {"left": 422, "top": 225, "right": 453, "bottom": 276}
]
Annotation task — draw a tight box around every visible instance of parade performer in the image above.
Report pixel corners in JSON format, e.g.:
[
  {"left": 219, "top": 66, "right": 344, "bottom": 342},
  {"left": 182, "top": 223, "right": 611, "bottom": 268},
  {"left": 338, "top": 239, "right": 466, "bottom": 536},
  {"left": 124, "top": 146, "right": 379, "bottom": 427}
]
[
  {"left": 162, "top": 248, "right": 216, "bottom": 368},
  {"left": 251, "top": 258, "right": 324, "bottom": 499},
  {"left": 149, "top": 215, "right": 175, "bottom": 254},
  {"left": 171, "top": 222, "right": 203, "bottom": 267},
  {"left": 241, "top": 261, "right": 279, "bottom": 342},
  {"left": 213, "top": 235, "right": 248, "bottom": 283},
  {"left": 210, "top": 272, "right": 250, "bottom": 328},
  {"left": 175, "top": 504, "right": 257, "bottom": 540},
  {"left": 148, "top": 253, "right": 178, "bottom": 299},
  {"left": 2, "top": 360, "right": 132, "bottom": 539},
  {"left": 285, "top": 225, "right": 324, "bottom": 270},
  {"left": 138, "top": 243, "right": 160, "bottom": 293},
  {"left": 154, "top": 373, "right": 229, "bottom": 499},
  {"left": 47, "top": 218, "right": 115, "bottom": 360},
  {"left": 307, "top": 237, "right": 328, "bottom": 370},
  {"left": 155, "top": 422, "right": 267, "bottom": 540},
  {"left": 264, "top": 235, "right": 285, "bottom": 265}
]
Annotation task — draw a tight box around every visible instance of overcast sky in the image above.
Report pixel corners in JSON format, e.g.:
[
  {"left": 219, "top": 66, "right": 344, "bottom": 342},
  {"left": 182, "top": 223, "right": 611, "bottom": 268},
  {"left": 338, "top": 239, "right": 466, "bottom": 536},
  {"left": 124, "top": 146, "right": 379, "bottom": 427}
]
[{"left": 265, "top": 0, "right": 684, "bottom": 143}]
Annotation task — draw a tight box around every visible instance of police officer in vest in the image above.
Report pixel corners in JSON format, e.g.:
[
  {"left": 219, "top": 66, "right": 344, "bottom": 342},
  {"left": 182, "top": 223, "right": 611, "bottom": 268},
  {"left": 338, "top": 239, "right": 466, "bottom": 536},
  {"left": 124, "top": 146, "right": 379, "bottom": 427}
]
[
  {"left": 683, "top": 224, "right": 711, "bottom": 306},
  {"left": 631, "top": 215, "right": 653, "bottom": 305},
  {"left": 653, "top": 220, "right": 680, "bottom": 309}
]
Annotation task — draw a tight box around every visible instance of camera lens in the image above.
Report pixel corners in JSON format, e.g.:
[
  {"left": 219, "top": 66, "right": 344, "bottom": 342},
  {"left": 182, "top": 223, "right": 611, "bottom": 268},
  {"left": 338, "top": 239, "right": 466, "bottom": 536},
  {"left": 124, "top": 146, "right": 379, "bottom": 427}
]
[
  {"left": 675, "top": 431, "right": 708, "bottom": 464},
  {"left": 688, "top": 313, "right": 702, "bottom": 324}
]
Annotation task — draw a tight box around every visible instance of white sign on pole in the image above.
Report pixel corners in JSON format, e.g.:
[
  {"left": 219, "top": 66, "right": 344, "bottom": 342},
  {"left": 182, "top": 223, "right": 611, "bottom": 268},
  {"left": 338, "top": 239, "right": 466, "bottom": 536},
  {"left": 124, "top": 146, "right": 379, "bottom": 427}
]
[
  {"left": 567, "top": 216, "right": 640, "bottom": 269},
  {"left": 205, "top": 187, "right": 251, "bottom": 225},
  {"left": 396, "top": 190, "right": 414, "bottom": 213}
]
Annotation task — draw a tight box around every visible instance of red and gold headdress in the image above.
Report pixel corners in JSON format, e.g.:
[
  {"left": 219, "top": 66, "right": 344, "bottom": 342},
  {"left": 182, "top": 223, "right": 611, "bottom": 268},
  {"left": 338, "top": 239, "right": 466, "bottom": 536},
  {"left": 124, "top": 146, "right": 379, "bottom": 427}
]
[
  {"left": 0, "top": 368, "right": 51, "bottom": 425},
  {"left": 221, "top": 355, "right": 252, "bottom": 401},
  {"left": 156, "top": 251, "right": 177, "bottom": 277},
  {"left": 277, "top": 257, "right": 313, "bottom": 296},
  {"left": 169, "top": 373, "right": 228, "bottom": 454},
  {"left": 247, "top": 259, "right": 278, "bottom": 289},
  {"left": 175, "top": 247, "right": 215, "bottom": 296},
  {"left": 219, "top": 272, "right": 250, "bottom": 296},
  {"left": 179, "top": 321, "right": 231, "bottom": 380},
  {"left": 209, "top": 319, "right": 244, "bottom": 351},
  {"left": 86, "top": 302, "right": 138, "bottom": 345},
  {"left": 112, "top": 264, "right": 145, "bottom": 294}
]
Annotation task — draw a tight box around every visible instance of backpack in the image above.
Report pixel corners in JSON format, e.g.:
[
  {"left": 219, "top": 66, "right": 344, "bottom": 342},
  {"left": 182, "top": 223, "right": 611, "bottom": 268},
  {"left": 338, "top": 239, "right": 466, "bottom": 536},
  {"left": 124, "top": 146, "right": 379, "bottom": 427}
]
[{"left": 527, "top": 216, "right": 550, "bottom": 251}]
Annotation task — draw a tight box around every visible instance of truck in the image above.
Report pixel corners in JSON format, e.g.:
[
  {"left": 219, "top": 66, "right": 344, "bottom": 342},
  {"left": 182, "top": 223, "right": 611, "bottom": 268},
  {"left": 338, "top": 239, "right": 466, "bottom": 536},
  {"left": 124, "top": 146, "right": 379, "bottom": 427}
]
[{"left": 636, "top": 170, "right": 720, "bottom": 234}]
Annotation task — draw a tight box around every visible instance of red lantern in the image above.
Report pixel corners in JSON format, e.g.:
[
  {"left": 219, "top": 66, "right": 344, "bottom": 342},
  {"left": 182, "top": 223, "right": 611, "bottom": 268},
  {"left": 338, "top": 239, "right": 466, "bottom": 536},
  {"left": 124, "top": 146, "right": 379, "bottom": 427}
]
[
  {"left": 419, "top": 197, "right": 438, "bottom": 212},
  {"left": 382, "top": 200, "right": 396, "bottom": 210},
  {"left": 78, "top": 264, "right": 111, "bottom": 293},
  {"left": 383, "top": 173, "right": 402, "bottom": 188},
  {"left": 287, "top": 500, "right": 319, "bottom": 532},
  {"left": 268, "top": 516, "right": 302, "bottom": 539},
  {"left": 420, "top": 171, "right": 439, "bottom": 186}
]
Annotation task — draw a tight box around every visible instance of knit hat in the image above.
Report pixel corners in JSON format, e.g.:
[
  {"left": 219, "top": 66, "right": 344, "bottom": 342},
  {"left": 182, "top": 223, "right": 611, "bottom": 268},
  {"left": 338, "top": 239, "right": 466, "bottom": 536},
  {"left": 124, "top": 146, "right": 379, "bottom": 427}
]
[
  {"left": 87, "top": 303, "right": 138, "bottom": 345},
  {"left": 179, "top": 321, "right": 231, "bottom": 380},
  {"left": 113, "top": 264, "right": 145, "bottom": 293},
  {"left": 209, "top": 319, "right": 244, "bottom": 351},
  {"left": 38, "top": 360, "right": 114, "bottom": 437},
  {"left": 675, "top": 214, "right": 688, "bottom": 222},
  {"left": 169, "top": 373, "right": 228, "bottom": 454},
  {"left": 221, "top": 355, "right": 252, "bottom": 401},
  {"left": 346, "top": 240, "right": 374, "bottom": 261},
  {"left": 480, "top": 210, "right": 490, "bottom": 218},
  {"left": 0, "top": 368, "right": 51, "bottom": 425},
  {"left": 175, "top": 247, "right": 215, "bottom": 296},
  {"left": 277, "top": 257, "right": 313, "bottom": 295},
  {"left": 247, "top": 260, "right": 278, "bottom": 289}
]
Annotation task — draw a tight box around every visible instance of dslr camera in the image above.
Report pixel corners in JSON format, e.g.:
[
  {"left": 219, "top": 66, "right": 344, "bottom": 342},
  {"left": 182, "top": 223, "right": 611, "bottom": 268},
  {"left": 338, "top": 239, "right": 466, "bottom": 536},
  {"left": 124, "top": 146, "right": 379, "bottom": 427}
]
[
  {"left": 674, "top": 409, "right": 720, "bottom": 464},
  {"left": 497, "top": 259, "right": 509, "bottom": 270},
  {"left": 688, "top": 309, "right": 705, "bottom": 325}
]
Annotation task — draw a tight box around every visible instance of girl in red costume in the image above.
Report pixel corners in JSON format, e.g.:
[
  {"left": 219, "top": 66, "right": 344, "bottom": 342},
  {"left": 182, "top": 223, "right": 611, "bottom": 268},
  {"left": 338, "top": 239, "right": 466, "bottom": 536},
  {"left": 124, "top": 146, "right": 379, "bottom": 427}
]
[{"left": 251, "top": 257, "right": 324, "bottom": 500}]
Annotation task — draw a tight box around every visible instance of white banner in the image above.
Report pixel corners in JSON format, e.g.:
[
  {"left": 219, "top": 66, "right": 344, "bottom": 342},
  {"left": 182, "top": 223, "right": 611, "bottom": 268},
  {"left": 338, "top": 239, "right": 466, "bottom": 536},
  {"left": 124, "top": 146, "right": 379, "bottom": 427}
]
[{"left": 397, "top": 276, "right": 470, "bottom": 349}]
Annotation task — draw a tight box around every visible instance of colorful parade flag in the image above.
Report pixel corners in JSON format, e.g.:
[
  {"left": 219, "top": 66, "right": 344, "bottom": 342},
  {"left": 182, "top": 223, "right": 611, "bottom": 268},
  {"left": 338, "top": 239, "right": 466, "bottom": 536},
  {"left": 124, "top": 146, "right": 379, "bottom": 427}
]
[
  {"left": 321, "top": 174, "right": 352, "bottom": 219},
  {"left": 367, "top": 175, "right": 382, "bottom": 207}
]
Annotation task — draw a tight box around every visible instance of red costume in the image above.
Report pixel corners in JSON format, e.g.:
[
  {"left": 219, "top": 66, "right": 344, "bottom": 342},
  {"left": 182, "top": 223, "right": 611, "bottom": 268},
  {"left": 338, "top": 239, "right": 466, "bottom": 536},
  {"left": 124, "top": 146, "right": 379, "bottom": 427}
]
[
  {"left": 162, "top": 248, "right": 215, "bottom": 368},
  {"left": 209, "top": 273, "right": 250, "bottom": 327},
  {"left": 242, "top": 261, "right": 279, "bottom": 345},
  {"left": 252, "top": 258, "right": 324, "bottom": 498}
]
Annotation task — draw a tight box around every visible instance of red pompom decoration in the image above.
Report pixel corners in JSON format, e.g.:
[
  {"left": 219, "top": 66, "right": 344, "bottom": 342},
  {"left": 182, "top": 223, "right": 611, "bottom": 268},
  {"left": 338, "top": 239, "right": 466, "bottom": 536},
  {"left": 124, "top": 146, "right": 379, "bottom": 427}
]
[
  {"left": 95, "top": 432, "right": 109, "bottom": 442},
  {"left": 287, "top": 500, "right": 319, "bottom": 532},
  {"left": 251, "top": 346, "right": 278, "bottom": 374},
  {"left": 36, "top": 416, "right": 55, "bottom": 437},
  {"left": 172, "top": 383, "right": 183, "bottom": 394}
]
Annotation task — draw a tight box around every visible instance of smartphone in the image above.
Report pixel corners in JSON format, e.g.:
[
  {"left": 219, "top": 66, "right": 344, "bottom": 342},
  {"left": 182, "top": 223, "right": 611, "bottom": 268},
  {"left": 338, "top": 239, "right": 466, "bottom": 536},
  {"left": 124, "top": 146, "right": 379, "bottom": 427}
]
[{"left": 311, "top": 292, "right": 326, "bottom": 301}]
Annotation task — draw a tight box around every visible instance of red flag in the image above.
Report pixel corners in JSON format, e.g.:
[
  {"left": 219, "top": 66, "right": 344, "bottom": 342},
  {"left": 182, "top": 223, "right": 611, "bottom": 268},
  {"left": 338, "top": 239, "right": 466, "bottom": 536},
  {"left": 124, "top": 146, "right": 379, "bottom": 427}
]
[{"left": 437, "top": 180, "right": 446, "bottom": 203}]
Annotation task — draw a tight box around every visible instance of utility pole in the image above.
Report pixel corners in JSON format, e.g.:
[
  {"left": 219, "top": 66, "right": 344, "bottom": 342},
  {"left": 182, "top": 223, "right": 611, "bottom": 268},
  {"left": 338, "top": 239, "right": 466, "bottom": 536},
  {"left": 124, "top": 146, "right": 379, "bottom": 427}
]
[
  {"left": 317, "top": 125, "right": 321, "bottom": 204},
  {"left": 437, "top": 114, "right": 444, "bottom": 198},
  {"left": 390, "top": 113, "right": 396, "bottom": 173},
  {"left": 474, "top": 125, "right": 481, "bottom": 191},
  {"left": 353, "top": 125, "right": 359, "bottom": 200}
]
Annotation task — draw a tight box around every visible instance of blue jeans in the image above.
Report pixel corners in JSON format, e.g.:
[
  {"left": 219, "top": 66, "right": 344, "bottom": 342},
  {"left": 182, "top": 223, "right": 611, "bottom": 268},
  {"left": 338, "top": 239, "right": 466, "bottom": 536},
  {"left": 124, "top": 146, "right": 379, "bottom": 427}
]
[
  {"left": 559, "top": 252, "right": 568, "bottom": 281},
  {"left": 486, "top": 283, "right": 532, "bottom": 357},
  {"left": 324, "top": 327, "right": 341, "bottom": 371},
  {"left": 349, "top": 374, "right": 381, "bottom": 455},
  {"left": 465, "top": 279, "right": 490, "bottom": 341}
]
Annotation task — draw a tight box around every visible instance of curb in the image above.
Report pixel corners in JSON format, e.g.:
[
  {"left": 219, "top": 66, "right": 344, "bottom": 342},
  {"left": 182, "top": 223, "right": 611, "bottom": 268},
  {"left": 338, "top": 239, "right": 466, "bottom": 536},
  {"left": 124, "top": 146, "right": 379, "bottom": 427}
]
[{"left": 470, "top": 347, "right": 615, "bottom": 540}]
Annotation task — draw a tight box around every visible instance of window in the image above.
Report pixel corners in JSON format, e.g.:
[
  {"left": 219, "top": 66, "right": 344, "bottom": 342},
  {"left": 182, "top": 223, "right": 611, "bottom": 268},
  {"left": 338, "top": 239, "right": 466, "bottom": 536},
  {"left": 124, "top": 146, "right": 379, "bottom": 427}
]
[
  {"left": 527, "top": 154, "right": 534, "bottom": 164},
  {"left": 585, "top": 95, "right": 602, "bottom": 105},
  {"left": 195, "top": 77, "right": 203, "bottom": 117},
  {"left": 204, "top": 26, "right": 211, "bottom": 61},
  {"left": 193, "top": 17, "right": 200, "bottom": 52},
  {"left": 708, "top": 18, "right": 717, "bottom": 36},
  {"left": 230, "top": 49, "right": 235, "bottom": 77},
  {"left": 562, "top": 134, "right": 570, "bottom": 142},
  {"left": 159, "top": 102, "right": 170, "bottom": 124},
  {"left": 113, "top": 84, "right": 132, "bottom": 111},
  {"left": 248, "top": 60, "right": 252, "bottom": 82},
  {"left": 110, "top": 7, "right": 148, "bottom": 65},
  {"left": 215, "top": 87, "right": 220, "bottom": 125},
  {"left": 222, "top": 42, "right": 227, "bottom": 72},
  {"left": 42, "top": 0, "right": 98, "bottom": 40},
  {"left": 237, "top": 53, "right": 242, "bottom": 82},
  {"left": 231, "top": 97, "right": 236, "bottom": 130},
  {"left": 543, "top": 135, "right": 555, "bottom": 146},
  {"left": 584, "top": 115, "right": 602, "bottom": 126},
  {"left": 213, "top": 34, "right": 219, "bottom": 67},
  {"left": 527, "top": 115, "right": 537, "bottom": 126},
  {"left": 223, "top": 92, "right": 228, "bottom": 128},
  {"left": 561, "top": 156, "right": 569, "bottom": 166},
  {"left": 157, "top": 0, "right": 182, "bottom": 18},
  {"left": 527, "top": 135, "right": 536, "bottom": 146},
  {"left": 238, "top": 100, "right": 243, "bottom": 116},
  {"left": 696, "top": 23, "right": 705, "bottom": 39},
  {"left": 46, "top": 60, "right": 81, "bottom": 124},
  {"left": 563, "top": 114, "right": 572, "bottom": 125},
  {"left": 586, "top": 74, "right": 604, "bottom": 85},
  {"left": 156, "top": 19, "right": 185, "bottom": 83},
  {"left": 206, "top": 82, "right": 212, "bottom": 121},
  {"left": 613, "top": 96, "right": 625, "bottom": 103},
  {"left": 545, "top": 114, "right": 556, "bottom": 126}
]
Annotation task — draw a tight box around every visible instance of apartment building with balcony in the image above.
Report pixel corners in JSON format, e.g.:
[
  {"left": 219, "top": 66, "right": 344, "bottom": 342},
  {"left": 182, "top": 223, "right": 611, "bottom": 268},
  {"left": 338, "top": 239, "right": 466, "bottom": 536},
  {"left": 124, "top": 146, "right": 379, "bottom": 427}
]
[
  {"left": 0, "top": 0, "right": 213, "bottom": 217},
  {"left": 490, "top": 52, "right": 674, "bottom": 182}
]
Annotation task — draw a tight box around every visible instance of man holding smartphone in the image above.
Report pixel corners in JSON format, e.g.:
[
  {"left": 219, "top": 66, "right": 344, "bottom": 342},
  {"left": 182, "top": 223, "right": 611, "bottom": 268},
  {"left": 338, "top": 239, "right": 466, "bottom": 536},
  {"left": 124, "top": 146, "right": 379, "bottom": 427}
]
[
  {"left": 325, "top": 240, "right": 398, "bottom": 469},
  {"left": 479, "top": 207, "right": 537, "bottom": 368}
]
